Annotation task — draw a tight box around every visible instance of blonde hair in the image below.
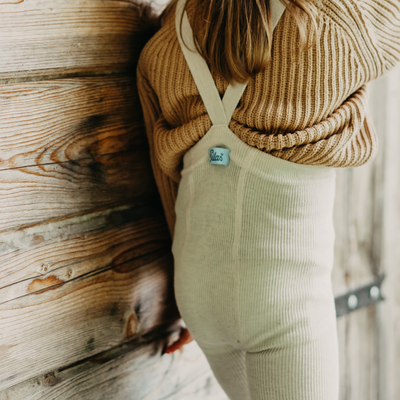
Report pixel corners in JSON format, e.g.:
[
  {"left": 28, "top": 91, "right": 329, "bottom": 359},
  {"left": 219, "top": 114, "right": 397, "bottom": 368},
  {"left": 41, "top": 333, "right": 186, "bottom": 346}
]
[{"left": 163, "top": 0, "right": 319, "bottom": 83}]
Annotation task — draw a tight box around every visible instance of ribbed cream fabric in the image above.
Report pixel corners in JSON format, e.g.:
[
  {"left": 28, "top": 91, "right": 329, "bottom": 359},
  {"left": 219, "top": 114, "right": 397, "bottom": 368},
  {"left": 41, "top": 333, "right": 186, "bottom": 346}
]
[
  {"left": 171, "top": 1, "right": 339, "bottom": 399},
  {"left": 137, "top": 0, "right": 400, "bottom": 238}
]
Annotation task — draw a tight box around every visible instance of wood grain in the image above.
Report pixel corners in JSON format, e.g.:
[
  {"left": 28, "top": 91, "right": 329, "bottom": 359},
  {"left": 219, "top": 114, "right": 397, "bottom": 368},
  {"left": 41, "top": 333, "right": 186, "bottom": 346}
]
[
  {"left": 371, "top": 68, "right": 400, "bottom": 400},
  {"left": 0, "top": 150, "right": 158, "bottom": 232},
  {"left": 331, "top": 71, "right": 400, "bottom": 400},
  {"left": 332, "top": 165, "right": 379, "bottom": 400},
  {"left": 0, "top": 77, "right": 146, "bottom": 170},
  {"left": 0, "top": 1, "right": 226, "bottom": 398},
  {"left": 0, "top": 340, "right": 228, "bottom": 400},
  {"left": 0, "top": 0, "right": 156, "bottom": 80},
  {"left": 331, "top": 82, "right": 383, "bottom": 400},
  {"left": 332, "top": 163, "right": 377, "bottom": 298},
  {"left": 0, "top": 239, "right": 179, "bottom": 390},
  {"left": 0, "top": 206, "right": 168, "bottom": 299}
]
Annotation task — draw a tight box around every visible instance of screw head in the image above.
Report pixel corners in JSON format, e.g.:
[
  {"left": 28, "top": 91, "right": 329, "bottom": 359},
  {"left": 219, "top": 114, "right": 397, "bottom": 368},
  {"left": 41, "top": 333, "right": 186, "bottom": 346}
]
[
  {"left": 348, "top": 294, "right": 358, "bottom": 310},
  {"left": 370, "top": 286, "right": 380, "bottom": 301}
]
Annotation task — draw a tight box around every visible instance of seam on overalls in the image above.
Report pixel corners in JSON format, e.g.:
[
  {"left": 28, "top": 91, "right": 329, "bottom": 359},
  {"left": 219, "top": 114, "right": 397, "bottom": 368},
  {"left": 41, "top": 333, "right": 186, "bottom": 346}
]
[
  {"left": 179, "top": 171, "right": 196, "bottom": 273},
  {"left": 232, "top": 150, "right": 257, "bottom": 345}
]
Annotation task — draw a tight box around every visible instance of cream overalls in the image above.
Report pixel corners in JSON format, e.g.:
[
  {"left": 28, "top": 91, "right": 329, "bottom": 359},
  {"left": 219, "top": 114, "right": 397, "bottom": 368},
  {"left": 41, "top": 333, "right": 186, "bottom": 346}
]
[{"left": 171, "top": 0, "right": 340, "bottom": 399}]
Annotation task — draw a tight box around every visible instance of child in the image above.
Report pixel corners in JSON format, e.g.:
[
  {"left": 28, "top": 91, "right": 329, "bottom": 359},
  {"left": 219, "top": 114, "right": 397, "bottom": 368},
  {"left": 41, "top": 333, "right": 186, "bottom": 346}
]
[{"left": 137, "top": 0, "right": 400, "bottom": 398}]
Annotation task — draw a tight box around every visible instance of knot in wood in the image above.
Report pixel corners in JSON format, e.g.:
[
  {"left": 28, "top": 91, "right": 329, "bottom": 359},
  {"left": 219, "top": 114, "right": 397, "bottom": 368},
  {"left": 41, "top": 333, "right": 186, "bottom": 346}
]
[{"left": 42, "top": 373, "right": 58, "bottom": 387}]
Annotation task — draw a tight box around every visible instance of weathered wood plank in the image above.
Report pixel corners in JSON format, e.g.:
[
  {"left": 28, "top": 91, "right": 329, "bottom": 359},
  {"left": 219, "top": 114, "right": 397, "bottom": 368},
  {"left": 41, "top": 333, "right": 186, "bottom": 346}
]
[
  {"left": 0, "top": 77, "right": 146, "bottom": 170},
  {"left": 0, "top": 240, "right": 179, "bottom": 390},
  {"left": 331, "top": 82, "right": 383, "bottom": 400},
  {"left": 338, "top": 307, "right": 378, "bottom": 400},
  {"left": 0, "top": 151, "right": 157, "bottom": 232},
  {"left": 372, "top": 68, "right": 400, "bottom": 400},
  {"left": 332, "top": 70, "right": 400, "bottom": 400},
  {"left": 0, "top": 0, "right": 155, "bottom": 80},
  {"left": 0, "top": 205, "right": 168, "bottom": 299},
  {"left": 333, "top": 165, "right": 379, "bottom": 400},
  {"left": 0, "top": 340, "right": 228, "bottom": 400},
  {"left": 331, "top": 163, "right": 377, "bottom": 297}
]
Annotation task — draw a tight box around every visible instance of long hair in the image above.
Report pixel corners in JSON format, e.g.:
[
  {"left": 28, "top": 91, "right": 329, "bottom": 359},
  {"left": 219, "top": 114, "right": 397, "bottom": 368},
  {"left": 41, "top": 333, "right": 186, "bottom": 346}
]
[{"left": 162, "top": 0, "right": 319, "bottom": 83}]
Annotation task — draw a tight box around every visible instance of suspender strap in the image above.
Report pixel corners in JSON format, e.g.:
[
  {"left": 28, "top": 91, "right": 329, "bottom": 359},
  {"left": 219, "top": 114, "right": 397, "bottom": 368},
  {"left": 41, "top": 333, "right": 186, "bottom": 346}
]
[
  {"left": 175, "top": 0, "right": 286, "bottom": 126},
  {"left": 271, "top": 0, "right": 286, "bottom": 31},
  {"left": 176, "top": 0, "right": 228, "bottom": 125},
  {"left": 221, "top": 83, "right": 249, "bottom": 125}
]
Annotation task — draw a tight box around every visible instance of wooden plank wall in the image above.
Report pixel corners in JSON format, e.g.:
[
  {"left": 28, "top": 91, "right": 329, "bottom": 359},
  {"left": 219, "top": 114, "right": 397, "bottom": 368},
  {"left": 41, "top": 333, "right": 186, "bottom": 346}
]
[
  {"left": 332, "top": 133, "right": 380, "bottom": 398},
  {"left": 0, "top": 1, "right": 227, "bottom": 399},
  {"left": 375, "top": 67, "right": 400, "bottom": 400},
  {"left": 331, "top": 66, "right": 400, "bottom": 400}
]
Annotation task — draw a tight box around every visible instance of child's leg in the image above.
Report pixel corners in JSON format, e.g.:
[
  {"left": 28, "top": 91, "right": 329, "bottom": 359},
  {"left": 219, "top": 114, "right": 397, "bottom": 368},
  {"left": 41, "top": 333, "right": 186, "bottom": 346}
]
[
  {"left": 245, "top": 326, "right": 339, "bottom": 400},
  {"left": 199, "top": 343, "right": 251, "bottom": 400}
]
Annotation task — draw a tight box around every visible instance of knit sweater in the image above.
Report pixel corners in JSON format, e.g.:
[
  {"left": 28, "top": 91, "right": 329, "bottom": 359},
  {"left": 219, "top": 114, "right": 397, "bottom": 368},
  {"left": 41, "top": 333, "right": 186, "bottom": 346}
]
[{"left": 137, "top": 0, "right": 400, "bottom": 237}]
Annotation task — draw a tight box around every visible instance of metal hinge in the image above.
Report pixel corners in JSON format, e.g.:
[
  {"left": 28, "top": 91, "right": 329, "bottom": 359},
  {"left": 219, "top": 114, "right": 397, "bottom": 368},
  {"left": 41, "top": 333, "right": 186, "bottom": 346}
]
[{"left": 334, "top": 274, "right": 385, "bottom": 318}]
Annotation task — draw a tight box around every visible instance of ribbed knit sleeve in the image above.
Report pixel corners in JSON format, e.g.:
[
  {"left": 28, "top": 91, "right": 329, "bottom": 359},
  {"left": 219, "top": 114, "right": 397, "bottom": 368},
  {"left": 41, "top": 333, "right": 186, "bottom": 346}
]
[
  {"left": 321, "top": 0, "right": 400, "bottom": 80},
  {"left": 137, "top": 61, "right": 179, "bottom": 238},
  {"left": 359, "top": 0, "right": 400, "bottom": 74}
]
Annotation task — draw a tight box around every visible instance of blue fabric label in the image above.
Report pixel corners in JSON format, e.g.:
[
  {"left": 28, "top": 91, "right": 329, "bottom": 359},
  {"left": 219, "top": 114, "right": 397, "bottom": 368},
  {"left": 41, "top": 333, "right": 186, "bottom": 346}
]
[{"left": 209, "top": 147, "right": 230, "bottom": 166}]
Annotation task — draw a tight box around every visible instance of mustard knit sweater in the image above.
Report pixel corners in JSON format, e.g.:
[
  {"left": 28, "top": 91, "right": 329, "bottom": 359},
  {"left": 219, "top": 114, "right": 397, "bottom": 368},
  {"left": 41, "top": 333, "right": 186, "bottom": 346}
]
[{"left": 137, "top": 0, "right": 400, "bottom": 237}]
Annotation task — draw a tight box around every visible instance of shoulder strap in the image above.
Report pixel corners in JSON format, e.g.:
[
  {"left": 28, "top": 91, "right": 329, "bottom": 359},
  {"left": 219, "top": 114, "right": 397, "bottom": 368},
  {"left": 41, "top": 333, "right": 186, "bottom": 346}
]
[
  {"left": 176, "top": 0, "right": 228, "bottom": 125},
  {"left": 175, "top": 0, "right": 286, "bottom": 126}
]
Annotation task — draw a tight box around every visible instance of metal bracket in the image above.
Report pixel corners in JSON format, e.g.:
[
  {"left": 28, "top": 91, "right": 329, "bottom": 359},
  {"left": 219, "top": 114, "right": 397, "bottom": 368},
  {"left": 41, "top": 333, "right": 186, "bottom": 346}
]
[{"left": 335, "top": 274, "right": 385, "bottom": 318}]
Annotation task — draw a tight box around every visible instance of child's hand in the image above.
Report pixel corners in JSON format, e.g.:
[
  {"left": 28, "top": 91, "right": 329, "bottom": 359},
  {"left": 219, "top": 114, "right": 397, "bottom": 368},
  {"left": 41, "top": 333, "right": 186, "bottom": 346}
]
[{"left": 165, "top": 327, "right": 193, "bottom": 354}]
